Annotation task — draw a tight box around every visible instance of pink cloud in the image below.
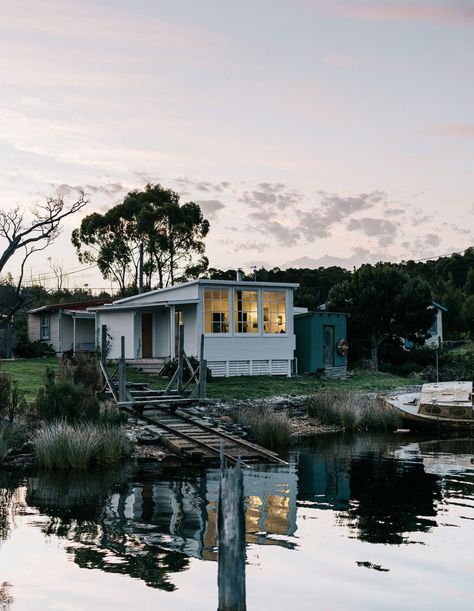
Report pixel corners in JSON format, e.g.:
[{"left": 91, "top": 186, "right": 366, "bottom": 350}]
[
  {"left": 309, "top": 1, "right": 474, "bottom": 26},
  {"left": 428, "top": 124, "right": 474, "bottom": 138}
]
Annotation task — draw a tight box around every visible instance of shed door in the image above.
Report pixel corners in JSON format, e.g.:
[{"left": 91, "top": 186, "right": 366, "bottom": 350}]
[
  {"left": 323, "top": 325, "right": 335, "bottom": 368},
  {"left": 142, "top": 313, "right": 153, "bottom": 358}
]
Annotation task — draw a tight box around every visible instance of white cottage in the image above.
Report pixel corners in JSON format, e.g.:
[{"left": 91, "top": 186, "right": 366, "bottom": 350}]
[
  {"left": 28, "top": 300, "right": 107, "bottom": 354},
  {"left": 93, "top": 278, "right": 298, "bottom": 377}
]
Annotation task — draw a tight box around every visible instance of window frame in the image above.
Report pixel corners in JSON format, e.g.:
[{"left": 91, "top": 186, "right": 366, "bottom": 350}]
[
  {"left": 263, "top": 290, "right": 288, "bottom": 335},
  {"left": 40, "top": 312, "right": 50, "bottom": 341},
  {"left": 203, "top": 288, "right": 231, "bottom": 335},
  {"left": 234, "top": 289, "right": 259, "bottom": 334}
]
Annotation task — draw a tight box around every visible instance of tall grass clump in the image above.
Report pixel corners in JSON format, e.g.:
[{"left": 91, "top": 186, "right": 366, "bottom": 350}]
[
  {"left": 231, "top": 404, "right": 291, "bottom": 448},
  {"left": 32, "top": 421, "right": 132, "bottom": 470},
  {"left": 308, "top": 390, "right": 401, "bottom": 432}
]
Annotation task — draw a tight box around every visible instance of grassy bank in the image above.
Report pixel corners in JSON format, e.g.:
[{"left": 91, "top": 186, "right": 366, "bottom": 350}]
[
  {"left": 1, "top": 358, "right": 420, "bottom": 402},
  {"left": 1, "top": 358, "right": 59, "bottom": 403}
]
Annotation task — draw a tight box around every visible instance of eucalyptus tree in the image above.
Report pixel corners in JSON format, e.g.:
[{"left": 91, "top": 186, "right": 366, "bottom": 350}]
[{"left": 72, "top": 184, "right": 209, "bottom": 295}]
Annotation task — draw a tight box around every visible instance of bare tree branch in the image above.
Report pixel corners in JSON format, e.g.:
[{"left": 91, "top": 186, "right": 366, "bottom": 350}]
[
  {"left": 0, "top": 193, "right": 87, "bottom": 275},
  {"left": 0, "top": 192, "right": 87, "bottom": 322}
]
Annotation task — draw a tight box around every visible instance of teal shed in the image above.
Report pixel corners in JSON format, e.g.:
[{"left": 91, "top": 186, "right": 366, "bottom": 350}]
[{"left": 294, "top": 311, "right": 349, "bottom": 377}]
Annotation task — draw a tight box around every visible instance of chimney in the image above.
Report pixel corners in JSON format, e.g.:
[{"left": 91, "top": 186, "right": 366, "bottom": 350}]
[{"left": 236, "top": 268, "right": 244, "bottom": 282}]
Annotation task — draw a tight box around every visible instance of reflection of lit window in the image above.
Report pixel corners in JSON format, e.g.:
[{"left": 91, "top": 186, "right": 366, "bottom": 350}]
[
  {"left": 235, "top": 290, "right": 258, "bottom": 333},
  {"left": 263, "top": 291, "right": 286, "bottom": 334},
  {"left": 40, "top": 313, "right": 50, "bottom": 340},
  {"left": 204, "top": 289, "right": 229, "bottom": 333}
]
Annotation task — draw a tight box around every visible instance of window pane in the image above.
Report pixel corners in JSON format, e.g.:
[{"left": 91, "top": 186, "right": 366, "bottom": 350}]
[
  {"left": 204, "top": 289, "right": 229, "bottom": 333},
  {"left": 263, "top": 291, "right": 286, "bottom": 334},
  {"left": 235, "top": 290, "right": 259, "bottom": 333}
]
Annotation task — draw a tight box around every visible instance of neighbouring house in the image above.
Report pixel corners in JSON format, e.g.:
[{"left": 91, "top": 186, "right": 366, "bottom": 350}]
[
  {"left": 404, "top": 300, "right": 447, "bottom": 349},
  {"left": 92, "top": 276, "right": 299, "bottom": 377},
  {"left": 294, "top": 311, "right": 349, "bottom": 378},
  {"left": 28, "top": 300, "right": 109, "bottom": 355}
]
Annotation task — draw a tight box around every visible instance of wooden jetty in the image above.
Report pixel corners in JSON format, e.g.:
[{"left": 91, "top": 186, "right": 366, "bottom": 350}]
[
  {"left": 100, "top": 326, "right": 286, "bottom": 466},
  {"left": 125, "top": 405, "right": 286, "bottom": 467}
]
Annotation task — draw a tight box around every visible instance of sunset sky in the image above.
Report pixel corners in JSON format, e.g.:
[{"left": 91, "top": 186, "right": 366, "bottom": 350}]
[{"left": 0, "top": 0, "right": 473, "bottom": 291}]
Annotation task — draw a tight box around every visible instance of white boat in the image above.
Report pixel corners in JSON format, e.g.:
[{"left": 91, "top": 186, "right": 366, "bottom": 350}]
[{"left": 384, "top": 381, "right": 474, "bottom": 430}]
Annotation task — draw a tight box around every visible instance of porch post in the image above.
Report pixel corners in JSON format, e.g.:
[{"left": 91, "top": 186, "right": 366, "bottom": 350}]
[{"left": 72, "top": 314, "right": 76, "bottom": 355}]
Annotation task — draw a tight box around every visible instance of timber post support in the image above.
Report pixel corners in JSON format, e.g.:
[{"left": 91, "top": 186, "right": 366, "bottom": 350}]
[
  {"left": 177, "top": 325, "right": 184, "bottom": 395},
  {"left": 101, "top": 324, "right": 107, "bottom": 367},
  {"left": 199, "top": 333, "right": 206, "bottom": 399},
  {"left": 118, "top": 335, "right": 126, "bottom": 403},
  {"left": 217, "top": 453, "right": 246, "bottom": 611}
]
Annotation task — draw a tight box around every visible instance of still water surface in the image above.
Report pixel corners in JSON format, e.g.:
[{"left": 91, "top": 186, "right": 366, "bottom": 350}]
[{"left": 1, "top": 434, "right": 474, "bottom": 610}]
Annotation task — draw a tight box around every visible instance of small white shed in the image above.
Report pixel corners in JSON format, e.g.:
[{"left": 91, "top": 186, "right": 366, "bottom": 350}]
[{"left": 93, "top": 278, "right": 299, "bottom": 377}]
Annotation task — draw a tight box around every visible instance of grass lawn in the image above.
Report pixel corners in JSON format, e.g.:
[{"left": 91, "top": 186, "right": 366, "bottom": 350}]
[
  {"left": 1, "top": 357, "right": 59, "bottom": 403},
  {"left": 1, "top": 358, "right": 421, "bottom": 403}
]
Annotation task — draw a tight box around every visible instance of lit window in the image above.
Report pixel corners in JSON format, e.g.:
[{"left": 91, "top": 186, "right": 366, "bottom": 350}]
[
  {"left": 40, "top": 313, "right": 50, "bottom": 340},
  {"left": 204, "top": 289, "right": 229, "bottom": 333},
  {"left": 263, "top": 291, "right": 286, "bottom": 334},
  {"left": 234, "top": 290, "right": 258, "bottom": 333}
]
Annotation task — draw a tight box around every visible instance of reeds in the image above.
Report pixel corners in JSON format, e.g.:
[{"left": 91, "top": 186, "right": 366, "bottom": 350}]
[
  {"left": 32, "top": 421, "right": 133, "bottom": 470},
  {"left": 307, "top": 389, "right": 401, "bottom": 432},
  {"left": 231, "top": 404, "right": 291, "bottom": 448}
]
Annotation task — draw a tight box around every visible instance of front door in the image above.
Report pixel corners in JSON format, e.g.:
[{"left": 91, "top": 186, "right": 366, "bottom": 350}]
[
  {"left": 142, "top": 313, "right": 153, "bottom": 357},
  {"left": 323, "top": 325, "right": 335, "bottom": 368}
]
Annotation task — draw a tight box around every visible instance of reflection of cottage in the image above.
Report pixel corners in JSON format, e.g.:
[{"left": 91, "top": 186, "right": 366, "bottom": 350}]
[
  {"left": 28, "top": 300, "right": 107, "bottom": 354},
  {"left": 294, "top": 311, "right": 349, "bottom": 377},
  {"left": 93, "top": 275, "right": 298, "bottom": 377},
  {"left": 106, "top": 466, "right": 298, "bottom": 561}
]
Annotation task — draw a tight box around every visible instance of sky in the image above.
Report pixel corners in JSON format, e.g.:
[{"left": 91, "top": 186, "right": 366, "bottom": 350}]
[{"left": 0, "top": 0, "right": 473, "bottom": 292}]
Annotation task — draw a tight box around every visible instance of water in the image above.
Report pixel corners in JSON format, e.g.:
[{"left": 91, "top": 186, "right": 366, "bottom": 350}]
[{"left": 1, "top": 434, "right": 474, "bottom": 610}]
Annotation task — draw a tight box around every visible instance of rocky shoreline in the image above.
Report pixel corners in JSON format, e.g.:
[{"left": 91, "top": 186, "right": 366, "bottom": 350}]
[{"left": 1, "top": 386, "right": 420, "bottom": 470}]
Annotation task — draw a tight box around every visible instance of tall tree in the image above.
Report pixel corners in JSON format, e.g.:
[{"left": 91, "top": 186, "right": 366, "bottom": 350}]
[
  {"left": 0, "top": 193, "right": 87, "bottom": 321},
  {"left": 327, "top": 263, "right": 436, "bottom": 369},
  {"left": 72, "top": 184, "right": 209, "bottom": 295}
]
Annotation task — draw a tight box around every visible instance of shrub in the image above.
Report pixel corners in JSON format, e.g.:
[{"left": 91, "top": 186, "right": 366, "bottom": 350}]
[
  {"left": 36, "top": 369, "right": 100, "bottom": 422},
  {"left": 59, "top": 352, "right": 101, "bottom": 390},
  {"left": 13, "top": 340, "right": 55, "bottom": 358},
  {"left": 160, "top": 356, "right": 212, "bottom": 381},
  {"left": 98, "top": 402, "right": 128, "bottom": 426},
  {"left": 231, "top": 404, "right": 291, "bottom": 448},
  {"left": 0, "top": 421, "right": 27, "bottom": 464},
  {"left": 0, "top": 372, "right": 27, "bottom": 422},
  {"left": 32, "top": 421, "right": 133, "bottom": 470},
  {"left": 445, "top": 348, "right": 474, "bottom": 380}
]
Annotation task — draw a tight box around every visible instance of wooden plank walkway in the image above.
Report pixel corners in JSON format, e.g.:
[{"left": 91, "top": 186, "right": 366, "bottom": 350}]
[{"left": 126, "top": 405, "right": 286, "bottom": 467}]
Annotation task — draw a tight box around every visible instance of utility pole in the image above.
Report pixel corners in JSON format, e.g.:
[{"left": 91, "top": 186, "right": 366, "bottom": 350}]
[{"left": 139, "top": 242, "right": 144, "bottom": 294}]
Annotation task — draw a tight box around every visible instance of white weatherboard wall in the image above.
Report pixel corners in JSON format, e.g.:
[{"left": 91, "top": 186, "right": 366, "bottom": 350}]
[{"left": 97, "top": 310, "right": 135, "bottom": 359}]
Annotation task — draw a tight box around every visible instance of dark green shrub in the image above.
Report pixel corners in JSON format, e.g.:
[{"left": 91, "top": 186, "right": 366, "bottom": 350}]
[
  {"left": 160, "top": 356, "right": 212, "bottom": 381},
  {"left": 36, "top": 369, "right": 100, "bottom": 423},
  {"left": 0, "top": 372, "right": 27, "bottom": 422},
  {"left": 444, "top": 349, "right": 474, "bottom": 380},
  {"left": 59, "top": 352, "right": 101, "bottom": 390},
  {"left": 14, "top": 340, "right": 55, "bottom": 358},
  {"left": 0, "top": 421, "right": 28, "bottom": 463},
  {"left": 0, "top": 372, "right": 12, "bottom": 417}
]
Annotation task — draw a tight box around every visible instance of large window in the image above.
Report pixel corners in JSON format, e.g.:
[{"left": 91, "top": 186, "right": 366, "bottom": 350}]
[
  {"left": 263, "top": 291, "right": 286, "bottom": 334},
  {"left": 234, "top": 290, "right": 258, "bottom": 333},
  {"left": 204, "top": 289, "right": 229, "bottom": 333},
  {"left": 40, "top": 313, "right": 50, "bottom": 340}
]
